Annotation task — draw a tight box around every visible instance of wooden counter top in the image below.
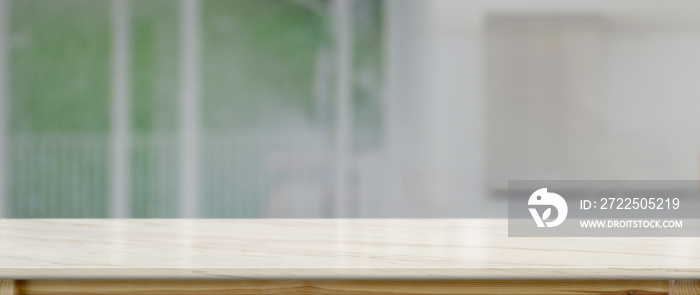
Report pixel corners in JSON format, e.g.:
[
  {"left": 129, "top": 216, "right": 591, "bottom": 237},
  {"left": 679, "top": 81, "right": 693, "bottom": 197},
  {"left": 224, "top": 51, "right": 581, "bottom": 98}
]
[{"left": 0, "top": 219, "right": 699, "bottom": 280}]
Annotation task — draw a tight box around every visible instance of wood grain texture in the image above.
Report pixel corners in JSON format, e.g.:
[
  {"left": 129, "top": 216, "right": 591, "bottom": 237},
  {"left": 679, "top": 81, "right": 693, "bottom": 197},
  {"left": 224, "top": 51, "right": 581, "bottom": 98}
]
[
  {"left": 670, "top": 280, "right": 700, "bottom": 295},
  {"left": 3, "top": 220, "right": 700, "bottom": 279},
  {"left": 0, "top": 280, "right": 17, "bottom": 295},
  {"left": 18, "top": 280, "right": 669, "bottom": 295}
]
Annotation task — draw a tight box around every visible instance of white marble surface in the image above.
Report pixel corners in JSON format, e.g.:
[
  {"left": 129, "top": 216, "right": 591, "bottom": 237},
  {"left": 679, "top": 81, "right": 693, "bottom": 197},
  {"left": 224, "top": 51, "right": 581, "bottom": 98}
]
[{"left": 0, "top": 219, "right": 699, "bottom": 279}]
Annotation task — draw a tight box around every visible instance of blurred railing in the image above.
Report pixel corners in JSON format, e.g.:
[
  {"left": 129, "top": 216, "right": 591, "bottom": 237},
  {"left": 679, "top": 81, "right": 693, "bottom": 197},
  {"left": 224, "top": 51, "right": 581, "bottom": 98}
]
[{"left": 8, "top": 131, "right": 331, "bottom": 218}]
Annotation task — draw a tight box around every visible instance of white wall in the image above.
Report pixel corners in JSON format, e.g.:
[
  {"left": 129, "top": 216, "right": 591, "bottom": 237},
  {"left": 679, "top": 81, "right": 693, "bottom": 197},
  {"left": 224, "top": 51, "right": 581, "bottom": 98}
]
[{"left": 384, "top": 0, "right": 700, "bottom": 217}]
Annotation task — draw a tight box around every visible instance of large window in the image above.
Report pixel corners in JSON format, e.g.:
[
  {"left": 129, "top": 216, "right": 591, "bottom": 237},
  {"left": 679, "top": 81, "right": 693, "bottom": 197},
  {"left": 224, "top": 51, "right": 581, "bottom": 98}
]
[{"left": 3, "top": 0, "right": 385, "bottom": 218}]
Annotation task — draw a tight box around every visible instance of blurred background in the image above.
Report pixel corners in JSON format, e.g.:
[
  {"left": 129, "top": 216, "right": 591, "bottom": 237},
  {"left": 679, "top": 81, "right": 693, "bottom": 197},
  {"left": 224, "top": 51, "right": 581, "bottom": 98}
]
[{"left": 0, "top": 0, "right": 698, "bottom": 218}]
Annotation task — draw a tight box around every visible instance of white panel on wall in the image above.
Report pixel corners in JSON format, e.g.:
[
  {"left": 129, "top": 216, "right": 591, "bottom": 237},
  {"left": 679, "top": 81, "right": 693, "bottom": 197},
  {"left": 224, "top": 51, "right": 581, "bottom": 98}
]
[
  {"left": 486, "top": 15, "right": 700, "bottom": 191},
  {"left": 486, "top": 15, "right": 605, "bottom": 191}
]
